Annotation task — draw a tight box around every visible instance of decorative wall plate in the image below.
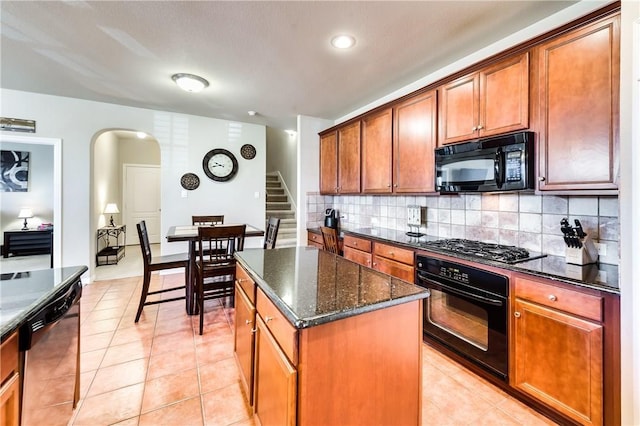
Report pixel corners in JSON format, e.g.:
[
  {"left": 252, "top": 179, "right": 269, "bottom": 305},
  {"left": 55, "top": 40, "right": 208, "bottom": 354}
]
[
  {"left": 180, "top": 172, "right": 200, "bottom": 190},
  {"left": 240, "top": 144, "right": 256, "bottom": 160}
]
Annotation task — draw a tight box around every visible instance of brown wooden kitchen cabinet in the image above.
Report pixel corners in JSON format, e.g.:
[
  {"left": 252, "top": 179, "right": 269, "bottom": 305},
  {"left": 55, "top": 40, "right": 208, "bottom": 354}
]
[
  {"left": 342, "top": 234, "right": 372, "bottom": 268},
  {"left": 1, "top": 332, "right": 20, "bottom": 426},
  {"left": 361, "top": 108, "right": 393, "bottom": 193},
  {"left": 372, "top": 241, "right": 415, "bottom": 282},
  {"left": 306, "top": 230, "right": 324, "bottom": 249},
  {"left": 319, "top": 121, "right": 361, "bottom": 194},
  {"left": 511, "top": 276, "right": 605, "bottom": 426},
  {"left": 438, "top": 52, "right": 529, "bottom": 145},
  {"left": 534, "top": 14, "right": 619, "bottom": 192},
  {"left": 393, "top": 90, "right": 438, "bottom": 193},
  {"left": 233, "top": 269, "right": 256, "bottom": 405}
]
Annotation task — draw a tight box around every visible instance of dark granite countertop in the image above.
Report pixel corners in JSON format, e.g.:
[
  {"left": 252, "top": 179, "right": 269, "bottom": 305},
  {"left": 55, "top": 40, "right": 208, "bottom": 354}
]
[
  {"left": 338, "top": 227, "right": 619, "bottom": 294},
  {"left": 234, "top": 247, "right": 429, "bottom": 329},
  {"left": 1, "top": 266, "right": 87, "bottom": 342}
]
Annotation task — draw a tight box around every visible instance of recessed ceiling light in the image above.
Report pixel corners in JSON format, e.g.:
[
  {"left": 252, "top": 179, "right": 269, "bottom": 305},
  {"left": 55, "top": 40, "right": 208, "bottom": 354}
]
[
  {"left": 171, "top": 73, "right": 209, "bottom": 93},
  {"left": 331, "top": 35, "right": 356, "bottom": 49},
  {"left": 248, "top": 110, "right": 257, "bottom": 116}
]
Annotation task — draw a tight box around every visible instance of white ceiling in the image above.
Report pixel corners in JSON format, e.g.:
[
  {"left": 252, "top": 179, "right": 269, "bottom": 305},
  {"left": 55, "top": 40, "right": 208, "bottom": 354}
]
[{"left": 0, "top": 1, "right": 581, "bottom": 131}]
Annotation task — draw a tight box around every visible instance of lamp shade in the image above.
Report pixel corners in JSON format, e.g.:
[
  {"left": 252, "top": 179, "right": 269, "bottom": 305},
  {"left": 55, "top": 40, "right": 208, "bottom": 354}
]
[
  {"left": 18, "top": 208, "right": 33, "bottom": 219},
  {"left": 103, "top": 203, "right": 119, "bottom": 214}
]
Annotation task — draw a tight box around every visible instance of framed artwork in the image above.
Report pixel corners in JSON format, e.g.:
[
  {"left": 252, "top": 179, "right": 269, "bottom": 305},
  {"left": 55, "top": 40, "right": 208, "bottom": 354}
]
[{"left": 1, "top": 150, "right": 30, "bottom": 192}]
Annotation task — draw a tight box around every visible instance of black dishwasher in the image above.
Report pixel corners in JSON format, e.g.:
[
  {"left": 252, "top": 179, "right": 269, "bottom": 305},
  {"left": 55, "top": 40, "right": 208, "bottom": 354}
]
[{"left": 19, "top": 278, "right": 82, "bottom": 426}]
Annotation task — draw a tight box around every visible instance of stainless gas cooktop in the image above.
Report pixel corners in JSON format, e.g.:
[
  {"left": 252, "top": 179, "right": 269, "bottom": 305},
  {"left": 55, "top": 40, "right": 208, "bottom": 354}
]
[{"left": 418, "top": 238, "right": 547, "bottom": 264}]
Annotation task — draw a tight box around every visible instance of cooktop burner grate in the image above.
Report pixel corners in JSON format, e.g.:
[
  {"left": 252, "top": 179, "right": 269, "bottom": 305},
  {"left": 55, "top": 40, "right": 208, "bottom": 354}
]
[{"left": 419, "top": 238, "right": 546, "bottom": 264}]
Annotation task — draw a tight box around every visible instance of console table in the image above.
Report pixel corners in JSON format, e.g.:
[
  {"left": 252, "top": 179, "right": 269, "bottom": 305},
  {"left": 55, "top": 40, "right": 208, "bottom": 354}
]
[
  {"left": 2, "top": 229, "right": 54, "bottom": 268},
  {"left": 96, "top": 225, "right": 126, "bottom": 266}
]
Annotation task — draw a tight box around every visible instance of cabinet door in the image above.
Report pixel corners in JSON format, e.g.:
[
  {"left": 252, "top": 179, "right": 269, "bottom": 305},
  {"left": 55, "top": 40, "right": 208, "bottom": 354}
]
[
  {"left": 337, "top": 121, "right": 362, "bottom": 193},
  {"left": 0, "top": 374, "right": 20, "bottom": 426},
  {"left": 479, "top": 52, "right": 529, "bottom": 137},
  {"left": 513, "top": 299, "right": 603, "bottom": 426},
  {"left": 535, "top": 14, "right": 619, "bottom": 191},
  {"left": 438, "top": 73, "right": 479, "bottom": 145},
  {"left": 362, "top": 108, "right": 393, "bottom": 193},
  {"left": 253, "top": 316, "right": 297, "bottom": 426},
  {"left": 319, "top": 132, "right": 338, "bottom": 194},
  {"left": 234, "top": 284, "right": 256, "bottom": 405},
  {"left": 393, "top": 90, "right": 438, "bottom": 193},
  {"left": 372, "top": 255, "right": 415, "bottom": 282},
  {"left": 343, "top": 246, "right": 372, "bottom": 268}
]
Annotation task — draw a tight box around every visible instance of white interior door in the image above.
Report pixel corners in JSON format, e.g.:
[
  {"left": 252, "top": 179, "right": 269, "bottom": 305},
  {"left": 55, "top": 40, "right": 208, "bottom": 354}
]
[{"left": 124, "top": 164, "right": 161, "bottom": 245}]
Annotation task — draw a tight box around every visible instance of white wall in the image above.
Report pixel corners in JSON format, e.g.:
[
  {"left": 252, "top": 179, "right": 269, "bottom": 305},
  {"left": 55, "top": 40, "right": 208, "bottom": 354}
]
[
  {"left": 93, "top": 132, "right": 120, "bottom": 229},
  {"left": 0, "top": 89, "right": 266, "bottom": 281},
  {"left": 0, "top": 142, "right": 53, "bottom": 232}
]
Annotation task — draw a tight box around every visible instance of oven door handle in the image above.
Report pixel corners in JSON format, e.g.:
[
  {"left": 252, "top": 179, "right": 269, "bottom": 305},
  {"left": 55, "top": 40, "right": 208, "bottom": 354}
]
[{"left": 417, "top": 273, "right": 504, "bottom": 307}]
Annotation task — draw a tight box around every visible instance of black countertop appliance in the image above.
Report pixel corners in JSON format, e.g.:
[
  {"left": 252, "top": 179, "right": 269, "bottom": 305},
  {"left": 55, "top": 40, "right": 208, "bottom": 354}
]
[{"left": 324, "top": 208, "right": 339, "bottom": 229}]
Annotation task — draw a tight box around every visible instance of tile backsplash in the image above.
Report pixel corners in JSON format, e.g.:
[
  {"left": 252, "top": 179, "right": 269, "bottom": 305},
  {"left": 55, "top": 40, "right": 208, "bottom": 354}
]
[{"left": 306, "top": 193, "right": 619, "bottom": 265}]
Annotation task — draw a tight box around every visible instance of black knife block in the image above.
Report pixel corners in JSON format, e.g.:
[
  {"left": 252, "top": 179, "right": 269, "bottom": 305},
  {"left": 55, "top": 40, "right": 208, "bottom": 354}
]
[{"left": 565, "top": 234, "right": 598, "bottom": 265}]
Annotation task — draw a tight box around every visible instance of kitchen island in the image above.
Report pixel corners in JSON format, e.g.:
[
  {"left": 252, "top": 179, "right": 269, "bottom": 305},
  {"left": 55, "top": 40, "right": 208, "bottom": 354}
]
[{"left": 233, "top": 247, "right": 429, "bottom": 426}]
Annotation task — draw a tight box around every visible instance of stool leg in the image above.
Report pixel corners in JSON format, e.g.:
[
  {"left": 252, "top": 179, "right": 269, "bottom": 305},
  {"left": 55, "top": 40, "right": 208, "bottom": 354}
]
[{"left": 135, "top": 270, "right": 151, "bottom": 323}]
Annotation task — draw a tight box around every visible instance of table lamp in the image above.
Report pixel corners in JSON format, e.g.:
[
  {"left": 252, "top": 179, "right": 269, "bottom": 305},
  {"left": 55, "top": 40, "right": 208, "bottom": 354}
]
[
  {"left": 104, "top": 203, "right": 119, "bottom": 227},
  {"left": 18, "top": 208, "right": 33, "bottom": 231}
]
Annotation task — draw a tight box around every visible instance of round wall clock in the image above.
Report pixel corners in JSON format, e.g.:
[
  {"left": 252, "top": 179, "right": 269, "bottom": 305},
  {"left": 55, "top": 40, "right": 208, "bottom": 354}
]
[
  {"left": 180, "top": 172, "right": 200, "bottom": 190},
  {"left": 202, "top": 148, "right": 238, "bottom": 182},
  {"left": 240, "top": 144, "right": 256, "bottom": 160}
]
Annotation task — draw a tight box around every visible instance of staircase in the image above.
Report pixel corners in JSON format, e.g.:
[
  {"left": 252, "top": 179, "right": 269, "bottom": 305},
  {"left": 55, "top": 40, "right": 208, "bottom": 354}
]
[{"left": 266, "top": 174, "right": 297, "bottom": 248}]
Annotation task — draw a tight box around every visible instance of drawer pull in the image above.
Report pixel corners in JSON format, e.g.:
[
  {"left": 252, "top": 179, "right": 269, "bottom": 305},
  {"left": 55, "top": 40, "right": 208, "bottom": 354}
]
[
  {"left": 251, "top": 328, "right": 257, "bottom": 333},
  {"left": 265, "top": 316, "right": 274, "bottom": 323},
  {"left": 514, "top": 311, "right": 521, "bottom": 318},
  {"left": 548, "top": 294, "right": 557, "bottom": 302},
  {"left": 245, "top": 319, "right": 253, "bottom": 325}
]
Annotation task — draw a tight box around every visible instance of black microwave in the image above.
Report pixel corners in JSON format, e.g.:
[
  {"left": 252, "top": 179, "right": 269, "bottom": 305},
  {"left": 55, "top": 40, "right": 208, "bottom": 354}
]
[{"left": 435, "top": 131, "right": 535, "bottom": 193}]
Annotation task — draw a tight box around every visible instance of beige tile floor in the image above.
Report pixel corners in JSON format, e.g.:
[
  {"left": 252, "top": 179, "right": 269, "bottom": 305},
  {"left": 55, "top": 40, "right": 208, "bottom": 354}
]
[{"left": 70, "top": 272, "right": 558, "bottom": 426}]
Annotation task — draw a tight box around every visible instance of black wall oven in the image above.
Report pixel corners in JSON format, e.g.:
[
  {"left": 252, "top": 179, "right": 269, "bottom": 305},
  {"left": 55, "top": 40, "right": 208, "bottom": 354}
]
[{"left": 416, "top": 254, "right": 509, "bottom": 381}]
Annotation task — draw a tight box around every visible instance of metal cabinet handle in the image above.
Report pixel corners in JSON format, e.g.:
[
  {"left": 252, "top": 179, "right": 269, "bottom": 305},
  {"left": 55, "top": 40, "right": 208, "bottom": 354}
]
[
  {"left": 265, "top": 316, "right": 273, "bottom": 323},
  {"left": 477, "top": 125, "right": 484, "bottom": 130},
  {"left": 472, "top": 126, "right": 477, "bottom": 131},
  {"left": 251, "top": 328, "right": 257, "bottom": 333},
  {"left": 538, "top": 176, "right": 546, "bottom": 182},
  {"left": 548, "top": 294, "right": 557, "bottom": 302},
  {"left": 245, "top": 319, "right": 253, "bottom": 325},
  {"left": 514, "top": 311, "right": 521, "bottom": 318}
]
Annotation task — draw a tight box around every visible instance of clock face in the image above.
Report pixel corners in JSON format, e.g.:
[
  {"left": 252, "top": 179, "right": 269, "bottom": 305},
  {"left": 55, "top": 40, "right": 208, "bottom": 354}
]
[{"left": 202, "top": 149, "right": 238, "bottom": 182}]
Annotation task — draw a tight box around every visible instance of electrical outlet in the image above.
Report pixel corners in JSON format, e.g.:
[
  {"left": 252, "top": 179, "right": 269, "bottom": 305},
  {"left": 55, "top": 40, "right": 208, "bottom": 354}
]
[
  {"left": 595, "top": 242, "right": 607, "bottom": 257},
  {"left": 595, "top": 271, "right": 608, "bottom": 283}
]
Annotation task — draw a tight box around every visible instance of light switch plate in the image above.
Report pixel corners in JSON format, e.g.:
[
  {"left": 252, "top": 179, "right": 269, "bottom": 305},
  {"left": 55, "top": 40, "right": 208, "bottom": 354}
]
[{"left": 407, "top": 205, "right": 426, "bottom": 226}]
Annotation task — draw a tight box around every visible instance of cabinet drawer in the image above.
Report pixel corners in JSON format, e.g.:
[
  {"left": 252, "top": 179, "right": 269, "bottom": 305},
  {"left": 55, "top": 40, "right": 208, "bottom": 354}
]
[
  {"left": 1, "top": 333, "right": 18, "bottom": 386},
  {"left": 307, "top": 231, "right": 322, "bottom": 245},
  {"left": 514, "top": 277, "right": 602, "bottom": 322},
  {"left": 343, "top": 235, "right": 371, "bottom": 252},
  {"left": 236, "top": 265, "right": 256, "bottom": 304},
  {"left": 373, "top": 242, "right": 414, "bottom": 265},
  {"left": 256, "top": 288, "right": 298, "bottom": 364},
  {"left": 343, "top": 247, "right": 372, "bottom": 268},
  {"left": 372, "top": 255, "right": 415, "bottom": 283}
]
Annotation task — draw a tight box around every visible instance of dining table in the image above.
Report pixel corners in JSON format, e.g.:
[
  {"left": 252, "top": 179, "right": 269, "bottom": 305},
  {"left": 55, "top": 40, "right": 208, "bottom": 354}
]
[{"left": 166, "top": 224, "right": 265, "bottom": 315}]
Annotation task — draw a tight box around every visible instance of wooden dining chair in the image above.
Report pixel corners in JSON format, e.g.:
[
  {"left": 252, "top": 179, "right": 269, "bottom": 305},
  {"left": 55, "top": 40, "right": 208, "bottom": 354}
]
[
  {"left": 195, "top": 224, "right": 246, "bottom": 334},
  {"left": 135, "top": 221, "right": 189, "bottom": 323},
  {"left": 263, "top": 217, "right": 281, "bottom": 249},
  {"left": 192, "top": 215, "right": 224, "bottom": 226},
  {"left": 320, "top": 226, "right": 340, "bottom": 254}
]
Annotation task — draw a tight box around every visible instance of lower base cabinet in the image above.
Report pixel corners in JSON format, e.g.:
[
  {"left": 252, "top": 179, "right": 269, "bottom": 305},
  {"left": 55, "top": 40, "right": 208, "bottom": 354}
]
[
  {"left": 253, "top": 315, "right": 297, "bottom": 426},
  {"left": 1, "top": 333, "right": 19, "bottom": 426},
  {"left": 512, "top": 276, "right": 608, "bottom": 426}
]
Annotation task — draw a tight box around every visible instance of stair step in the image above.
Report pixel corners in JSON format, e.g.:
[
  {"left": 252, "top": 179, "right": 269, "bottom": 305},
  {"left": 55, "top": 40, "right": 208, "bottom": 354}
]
[
  {"left": 266, "top": 182, "right": 281, "bottom": 188},
  {"left": 275, "top": 237, "right": 298, "bottom": 248},
  {"left": 267, "top": 210, "right": 296, "bottom": 219},
  {"left": 267, "top": 202, "right": 291, "bottom": 210},
  {"left": 266, "top": 194, "right": 288, "bottom": 202},
  {"left": 266, "top": 175, "right": 279, "bottom": 181}
]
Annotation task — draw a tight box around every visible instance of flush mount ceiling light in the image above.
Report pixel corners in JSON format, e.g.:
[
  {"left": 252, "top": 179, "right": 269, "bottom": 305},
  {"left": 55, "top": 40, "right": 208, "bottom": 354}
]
[
  {"left": 171, "top": 73, "right": 209, "bottom": 93},
  {"left": 248, "top": 110, "right": 257, "bottom": 116},
  {"left": 331, "top": 34, "right": 356, "bottom": 49}
]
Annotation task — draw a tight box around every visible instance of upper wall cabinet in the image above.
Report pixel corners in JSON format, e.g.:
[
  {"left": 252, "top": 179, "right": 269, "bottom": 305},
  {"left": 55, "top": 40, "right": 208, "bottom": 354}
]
[
  {"left": 320, "top": 121, "right": 361, "bottom": 194},
  {"left": 438, "top": 52, "right": 529, "bottom": 145},
  {"left": 361, "top": 108, "right": 393, "bottom": 193},
  {"left": 393, "top": 90, "right": 438, "bottom": 193},
  {"left": 534, "top": 14, "right": 619, "bottom": 192}
]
